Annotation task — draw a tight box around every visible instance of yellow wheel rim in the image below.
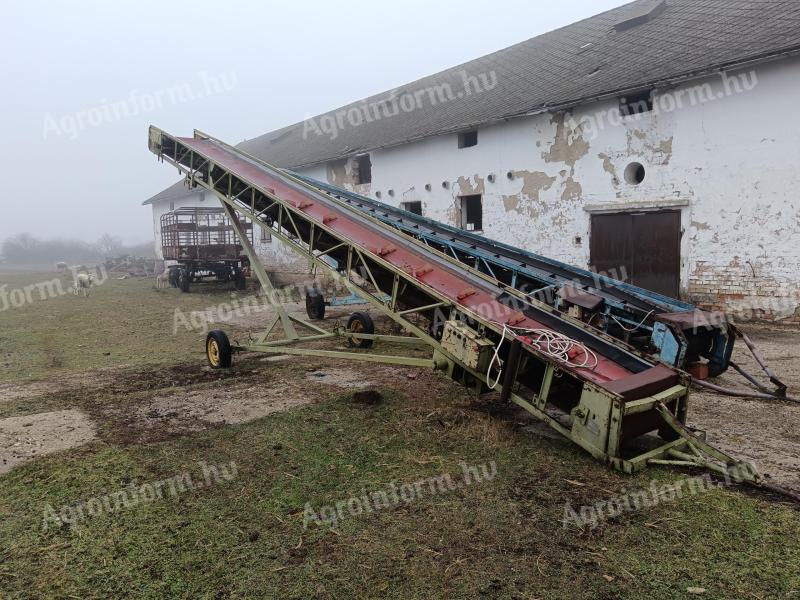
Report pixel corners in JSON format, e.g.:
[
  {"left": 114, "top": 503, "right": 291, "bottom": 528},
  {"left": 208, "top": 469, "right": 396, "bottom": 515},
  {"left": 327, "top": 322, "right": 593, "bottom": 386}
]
[
  {"left": 348, "top": 319, "right": 364, "bottom": 346},
  {"left": 207, "top": 339, "right": 221, "bottom": 367}
]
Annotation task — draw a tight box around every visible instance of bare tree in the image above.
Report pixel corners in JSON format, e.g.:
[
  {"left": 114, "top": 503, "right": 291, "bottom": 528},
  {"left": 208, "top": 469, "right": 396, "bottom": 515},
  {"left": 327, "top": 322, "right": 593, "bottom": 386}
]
[{"left": 97, "top": 234, "right": 123, "bottom": 257}]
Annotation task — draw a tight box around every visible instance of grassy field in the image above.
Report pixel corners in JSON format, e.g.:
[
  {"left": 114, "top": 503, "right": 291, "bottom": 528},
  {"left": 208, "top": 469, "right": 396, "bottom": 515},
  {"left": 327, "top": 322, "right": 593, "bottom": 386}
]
[
  {"left": 0, "top": 271, "right": 239, "bottom": 383},
  {"left": 1, "top": 271, "right": 799, "bottom": 599}
]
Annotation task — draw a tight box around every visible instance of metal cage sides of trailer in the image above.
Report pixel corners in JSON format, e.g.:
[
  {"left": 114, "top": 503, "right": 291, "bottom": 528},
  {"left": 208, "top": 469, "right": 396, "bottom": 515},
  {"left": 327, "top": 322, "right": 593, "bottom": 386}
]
[
  {"left": 148, "top": 126, "right": 769, "bottom": 490},
  {"left": 160, "top": 206, "right": 252, "bottom": 293}
]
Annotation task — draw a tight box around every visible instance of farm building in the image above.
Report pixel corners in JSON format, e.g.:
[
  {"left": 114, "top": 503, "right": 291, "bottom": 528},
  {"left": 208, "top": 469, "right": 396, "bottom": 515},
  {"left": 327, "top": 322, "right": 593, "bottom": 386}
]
[{"left": 144, "top": 0, "right": 800, "bottom": 320}]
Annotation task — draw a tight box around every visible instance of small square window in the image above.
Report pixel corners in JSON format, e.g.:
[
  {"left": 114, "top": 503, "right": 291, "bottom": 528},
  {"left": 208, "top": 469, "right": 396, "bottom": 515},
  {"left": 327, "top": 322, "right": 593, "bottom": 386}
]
[
  {"left": 458, "top": 130, "right": 478, "bottom": 148},
  {"left": 261, "top": 226, "right": 272, "bottom": 243},
  {"left": 354, "top": 154, "right": 372, "bottom": 184},
  {"left": 459, "top": 195, "right": 482, "bottom": 231},
  {"left": 620, "top": 90, "right": 653, "bottom": 117},
  {"left": 400, "top": 201, "right": 422, "bottom": 215}
]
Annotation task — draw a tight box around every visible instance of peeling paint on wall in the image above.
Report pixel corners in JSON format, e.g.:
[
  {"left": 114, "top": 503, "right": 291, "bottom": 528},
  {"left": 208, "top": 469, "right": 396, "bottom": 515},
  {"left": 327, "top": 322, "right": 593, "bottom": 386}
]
[
  {"left": 541, "top": 113, "right": 590, "bottom": 168},
  {"left": 501, "top": 170, "right": 557, "bottom": 218},
  {"left": 327, "top": 158, "right": 348, "bottom": 188},
  {"left": 455, "top": 174, "right": 485, "bottom": 196},
  {"left": 326, "top": 157, "right": 371, "bottom": 194},
  {"left": 598, "top": 152, "right": 619, "bottom": 185},
  {"left": 656, "top": 137, "right": 673, "bottom": 164},
  {"left": 561, "top": 177, "right": 583, "bottom": 201},
  {"left": 625, "top": 128, "right": 674, "bottom": 166}
]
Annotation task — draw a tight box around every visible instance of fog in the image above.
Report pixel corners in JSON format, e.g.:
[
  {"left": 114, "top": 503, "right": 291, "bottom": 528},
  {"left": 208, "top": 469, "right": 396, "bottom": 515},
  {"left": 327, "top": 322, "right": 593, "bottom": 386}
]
[{"left": 0, "top": 0, "right": 630, "bottom": 247}]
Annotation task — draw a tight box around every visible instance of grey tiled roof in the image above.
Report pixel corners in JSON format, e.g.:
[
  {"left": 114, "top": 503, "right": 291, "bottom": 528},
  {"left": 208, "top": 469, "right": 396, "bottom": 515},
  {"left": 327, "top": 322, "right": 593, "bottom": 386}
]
[
  {"left": 235, "top": 0, "right": 800, "bottom": 169},
  {"left": 142, "top": 180, "right": 202, "bottom": 206}
]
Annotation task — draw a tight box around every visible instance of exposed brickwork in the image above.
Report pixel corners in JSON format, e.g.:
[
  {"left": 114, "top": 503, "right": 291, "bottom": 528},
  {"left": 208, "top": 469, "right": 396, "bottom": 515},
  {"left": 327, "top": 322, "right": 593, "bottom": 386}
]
[{"left": 689, "top": 260, "right": 800, "bottom": 323}]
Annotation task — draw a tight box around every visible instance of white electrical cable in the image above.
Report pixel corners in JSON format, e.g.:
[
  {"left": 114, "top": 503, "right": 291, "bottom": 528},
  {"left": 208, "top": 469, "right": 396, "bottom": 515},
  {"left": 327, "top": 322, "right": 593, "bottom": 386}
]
[
  {"left": 611, "top": 310, "right": 654, "bottom": 333},
  {"left": 512, "top": 328, "right": 599, "bottom": 370},
  {"left": 486, "top": 324, "right": 599, "bottom": 391},
  {"left": 486, "top": 324, "right": 509, "bottom": 390}
]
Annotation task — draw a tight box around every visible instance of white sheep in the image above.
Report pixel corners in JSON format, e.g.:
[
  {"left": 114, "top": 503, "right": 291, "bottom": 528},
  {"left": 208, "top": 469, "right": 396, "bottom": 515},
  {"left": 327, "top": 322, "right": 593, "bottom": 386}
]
[
  {"left": 73, "top": 273, "right": 95, "bottom": 297},
  {"left": 155, "top": 270, "right": 170, "bottom": 289}
]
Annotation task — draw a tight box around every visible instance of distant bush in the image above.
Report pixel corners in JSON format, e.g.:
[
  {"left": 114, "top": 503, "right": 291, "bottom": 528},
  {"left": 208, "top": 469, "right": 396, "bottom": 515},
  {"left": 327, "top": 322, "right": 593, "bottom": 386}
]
[{"left": 0, "top": 233, "right": 153, "bottom": 269}]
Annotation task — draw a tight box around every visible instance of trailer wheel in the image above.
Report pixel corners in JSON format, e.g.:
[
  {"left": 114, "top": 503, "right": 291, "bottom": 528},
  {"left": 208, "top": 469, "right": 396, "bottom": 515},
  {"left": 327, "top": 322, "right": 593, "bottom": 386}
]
[
  {"left": 306, "top": 291, "right": 325, "bottom": 320},
  {"left": 168, "top": 267, "right": 179, "bottom": 288},
  {"left": 346, "top": 312, "right": 374, "bottom": 348},
  {"left": 178, "top": 270, "right": 191, "bottom": 293},
  {"left": 206, "top": 330, "right": 232, "bottom": 369},
  {"left": 234, "top": 268, "right": 247, "bottom": 290}
]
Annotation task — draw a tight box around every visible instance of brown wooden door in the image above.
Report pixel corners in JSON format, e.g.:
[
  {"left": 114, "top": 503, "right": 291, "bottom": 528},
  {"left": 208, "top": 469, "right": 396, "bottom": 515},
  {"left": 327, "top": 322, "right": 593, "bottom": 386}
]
[{"left": 590, "top": 211, "right": 681, "bottom": 298}]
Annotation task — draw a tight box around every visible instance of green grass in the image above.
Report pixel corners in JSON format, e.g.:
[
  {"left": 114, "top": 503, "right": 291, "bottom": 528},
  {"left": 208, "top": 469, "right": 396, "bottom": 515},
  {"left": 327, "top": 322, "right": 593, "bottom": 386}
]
[
  {"left": 0, "top": 271, "right": 256, "bottom": 382},
  {"left": 1, "top": 271, "right": 799, "bottom": 599},
  {"left": 2, "top": 387, "right": 799, "bottom": 599}
]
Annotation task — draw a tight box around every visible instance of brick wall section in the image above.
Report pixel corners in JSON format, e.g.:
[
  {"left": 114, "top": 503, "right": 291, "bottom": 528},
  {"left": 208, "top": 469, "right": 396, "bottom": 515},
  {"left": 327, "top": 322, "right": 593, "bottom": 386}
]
[{"left": 689, "top": 260, "right": 800, "bottom": 322}]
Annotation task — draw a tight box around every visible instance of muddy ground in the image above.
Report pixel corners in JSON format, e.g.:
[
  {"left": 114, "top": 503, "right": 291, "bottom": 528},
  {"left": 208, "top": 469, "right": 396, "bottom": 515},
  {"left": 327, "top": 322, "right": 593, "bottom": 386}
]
[
  {"left": 1, "top": 309, "right": 798, "bottom": 493},
  {"left": 690, "top": 324, "right": 800, "bottom": 491}
]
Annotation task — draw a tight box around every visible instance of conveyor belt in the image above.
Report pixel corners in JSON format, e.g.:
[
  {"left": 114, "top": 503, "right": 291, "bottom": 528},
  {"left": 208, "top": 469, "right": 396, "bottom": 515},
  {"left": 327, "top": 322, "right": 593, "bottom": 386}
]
[
  {"left": 290, "top": 173, "right": 734, "bottom": 375},
  {"left": 149, "top": 128, "right": 683, "bottom": 395},
  {"left": 292, "top": 174, "right": 689, "bottom": 313},
  {"left": 147, "top": 127, "right": 777, "bottom": 490}
]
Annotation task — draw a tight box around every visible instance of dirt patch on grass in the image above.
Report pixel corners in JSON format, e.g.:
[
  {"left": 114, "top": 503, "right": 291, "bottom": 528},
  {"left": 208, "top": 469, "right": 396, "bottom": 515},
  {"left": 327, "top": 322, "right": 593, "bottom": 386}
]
[
  {"left": 0, "top": 366, "right": 129, "bottom": 404},
  {"left": 99, "top": 379, "right": 323, "bottom": 445},
  {"left": 0, "top": 361, "right": 261, "bottom": 410},
  {"left": 304, "top": 368, "right": 377, "bottom": 389},
  {"left": 140, "top": 383, "right": 314, "bottom": 426},
  {"left": 0, "top": 409, "right": 96, "bottom": 474},
  {"left": 351, "top": 390, "right": 384, "bottom": 405}
]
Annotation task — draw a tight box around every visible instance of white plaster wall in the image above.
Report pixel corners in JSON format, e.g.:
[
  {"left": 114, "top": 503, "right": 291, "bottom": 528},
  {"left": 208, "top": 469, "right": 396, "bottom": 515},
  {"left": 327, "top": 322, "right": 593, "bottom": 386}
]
[{"left": 294, "top": 56, "right": 800, "bottom": 320}]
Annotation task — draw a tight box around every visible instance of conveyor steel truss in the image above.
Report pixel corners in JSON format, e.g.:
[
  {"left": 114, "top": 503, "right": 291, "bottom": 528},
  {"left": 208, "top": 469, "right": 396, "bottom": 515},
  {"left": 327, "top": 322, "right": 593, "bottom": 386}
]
[
  {"left": 289, "top": 173, "right": 737, "bottom": 378},
  {"left": 148, "top": 126, "right": 762, "bottom": 486}
]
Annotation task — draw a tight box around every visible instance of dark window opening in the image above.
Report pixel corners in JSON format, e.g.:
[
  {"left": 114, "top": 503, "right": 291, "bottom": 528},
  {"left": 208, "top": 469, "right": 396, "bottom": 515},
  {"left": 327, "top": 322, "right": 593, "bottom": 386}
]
[
  {"left": 620, "top": 90, "right": 653, "bottom": 117},
  {"left": 458, "top": 130, "right": 478, "bottom": 148},
  {"left": 401, "top": 201, "right": 422, "bottom": 215},
  {"left": 354, "top": 154, "right": 372, "bottom": 184},
  {"left": 459, "top": 195, "right": 482, "bottom": 231},
  {"left": 261, "top": 226, "right": 272, "bottom": 243}
]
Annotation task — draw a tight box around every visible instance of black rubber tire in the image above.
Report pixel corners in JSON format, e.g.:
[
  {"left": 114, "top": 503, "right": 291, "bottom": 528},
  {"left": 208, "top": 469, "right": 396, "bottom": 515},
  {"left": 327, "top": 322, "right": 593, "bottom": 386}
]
[
  {"left": 306, "top": 291, "right": 326, "bottom": 320},
  {"left": 234, "top": 268, "right": 247, "bottom": 290},
  {"left": 206, "top": 330, "right": 232, "bottom": 369},
  {"left": 179, "top": 270, "right": 191, "bottom": 293},
  {"left": 168, "top": 267, "right": 179, "bottom": 288},
  {"left": 346, "top": 312, "right": 374, "bottom": 348}
]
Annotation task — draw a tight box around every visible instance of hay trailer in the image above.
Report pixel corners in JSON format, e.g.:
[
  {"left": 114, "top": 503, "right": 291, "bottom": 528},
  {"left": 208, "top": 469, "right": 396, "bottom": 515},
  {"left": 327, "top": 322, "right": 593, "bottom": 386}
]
[{"left": 160, "top": 207, "right": 252, "bottom": 293}]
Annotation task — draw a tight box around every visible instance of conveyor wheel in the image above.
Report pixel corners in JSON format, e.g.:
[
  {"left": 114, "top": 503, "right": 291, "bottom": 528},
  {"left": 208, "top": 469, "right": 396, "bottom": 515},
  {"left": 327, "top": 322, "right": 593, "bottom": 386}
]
[
  {"left": 206, "top": 330, "right": 232, "bottom": 369},
  {"left": 346, "top": 312, "right": 374, "bottom": 349},
  {"left": 306, "top": 291, "right": 326, "bottom": 320}
]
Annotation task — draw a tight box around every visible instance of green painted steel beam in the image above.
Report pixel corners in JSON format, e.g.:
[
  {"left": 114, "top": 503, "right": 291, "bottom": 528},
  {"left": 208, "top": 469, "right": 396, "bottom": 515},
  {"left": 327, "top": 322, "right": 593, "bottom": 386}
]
[{"left": 240, "top": 344, "right": 441, "bottom": 368}]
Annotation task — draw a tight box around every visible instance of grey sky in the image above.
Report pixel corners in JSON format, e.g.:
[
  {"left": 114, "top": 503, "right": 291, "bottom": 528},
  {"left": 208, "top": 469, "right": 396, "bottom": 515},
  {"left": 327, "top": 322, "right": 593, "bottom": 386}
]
[{"left": 0, "top": 0, "right": 631, "bottom": 245}]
